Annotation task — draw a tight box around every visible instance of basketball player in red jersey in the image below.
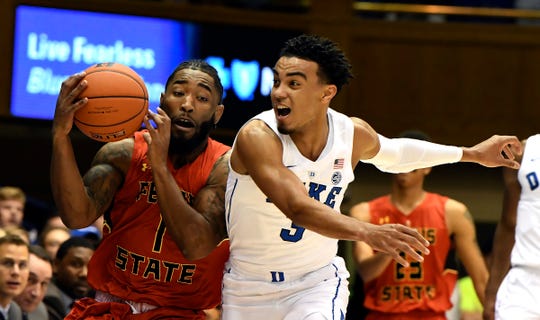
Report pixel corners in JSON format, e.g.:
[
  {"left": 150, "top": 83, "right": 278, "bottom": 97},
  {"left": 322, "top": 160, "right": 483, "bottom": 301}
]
[
  {"left": 51, "top": 60, "right": 230, "bottom": 319},
  {"left": 350, "top": 131, "right": 488, "bottom": 320}
]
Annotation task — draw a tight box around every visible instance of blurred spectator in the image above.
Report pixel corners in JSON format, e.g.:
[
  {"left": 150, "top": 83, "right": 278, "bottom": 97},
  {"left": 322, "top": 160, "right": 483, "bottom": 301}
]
[
  {"left": 0, "top": 186, "right": 43, "bottom": 245},
  {"left": 44, "top": 214, "right": 103, "bottom": 248},
  {"left": 0, "top": 186, "right": 25, "bottom": 229},
  {"left": 4, "top": 226, "right": 30, "bottom": 245},
  {"left": 14, "top": 245, "right": 52, "bottom": 320},
  {"left": 0, "top": 234, "right": 30, "bottom": 319},
  {"left": 43, "top": 216, "right": 66, "bottom": 230},
  {"left": 70, "top": 226, "right": 101, "bottom": 245},
  {"left": 43, "top": 237, "right": 96, "bottom": 319},
  {"left": 37, "top": 226, "right": 71, "bottom": 260}
]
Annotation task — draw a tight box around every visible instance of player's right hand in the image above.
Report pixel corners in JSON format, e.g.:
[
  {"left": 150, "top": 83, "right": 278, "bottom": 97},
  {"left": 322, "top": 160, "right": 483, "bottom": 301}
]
[
  {"left": 363, "top": 223, "right": 430, "bottom": 266},
  {"left": 52, "top": 72, "right": 87, "bottom": 137}
]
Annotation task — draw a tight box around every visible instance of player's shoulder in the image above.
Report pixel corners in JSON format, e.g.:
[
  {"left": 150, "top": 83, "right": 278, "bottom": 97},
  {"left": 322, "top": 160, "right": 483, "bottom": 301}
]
[
  {"left": 236, "top": 119, "right": 276, "bottom": 144},
  {"left": 350, "top": 116, "right": 379, "bottom": 161},
  {"left": 350, "top": 116, "right": 370, "bottom": 129},
  {"left": 94, "top": 137, "right": 134, "bottom": 165},
  {"left": 444, "top": 197, "right": 469, "bottom": 217},
  {"left": 445, "top": 197, "right": 467, "bottom": 208}
]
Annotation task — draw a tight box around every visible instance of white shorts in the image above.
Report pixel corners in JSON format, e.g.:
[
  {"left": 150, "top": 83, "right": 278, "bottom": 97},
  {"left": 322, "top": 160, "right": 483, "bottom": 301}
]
[
  {"left": 496, "top": 266, "right": 540, "bottom": 319},
  {"left": 222, "top": 256, "right": 350, "bottom": 320}
]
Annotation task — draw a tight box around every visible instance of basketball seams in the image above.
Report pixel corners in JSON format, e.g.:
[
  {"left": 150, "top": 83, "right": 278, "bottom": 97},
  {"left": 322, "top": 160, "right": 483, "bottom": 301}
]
[
  {"left": 74, "top": 63, "right": 149, "bottom": 142},
  {"left": 84, "top": 69, "right": 148, "bottom": 99}
]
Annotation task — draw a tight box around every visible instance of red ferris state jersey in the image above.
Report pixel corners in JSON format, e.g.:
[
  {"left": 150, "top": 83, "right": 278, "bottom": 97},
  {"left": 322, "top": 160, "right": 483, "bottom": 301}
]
[
  {"left": 87, "top": 130, "right": 231, "bottom": 312},
  {"left": 363, "top": 192, "right": 457, "bottom": 319}
]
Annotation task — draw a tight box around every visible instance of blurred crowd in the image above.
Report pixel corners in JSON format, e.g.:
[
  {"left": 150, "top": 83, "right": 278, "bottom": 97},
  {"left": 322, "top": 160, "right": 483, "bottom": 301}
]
[{"left": 0, "top": 185, "right": 99, "bottom": 320}]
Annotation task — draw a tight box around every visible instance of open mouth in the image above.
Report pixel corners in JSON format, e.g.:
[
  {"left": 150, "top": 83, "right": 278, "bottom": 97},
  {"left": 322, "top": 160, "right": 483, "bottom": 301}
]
[
  {"left": 7, "top": 281, "right": 20, "bottom": 289},
  {"left": 277, "top": 107, "right": 291, "bottom": 117},
  {"left": 174, "top": 118, "right": 195, "bottom": 128}
]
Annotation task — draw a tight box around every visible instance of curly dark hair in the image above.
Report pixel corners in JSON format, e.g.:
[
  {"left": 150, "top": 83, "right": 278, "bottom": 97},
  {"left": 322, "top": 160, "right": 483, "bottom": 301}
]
[
  {"left": 279, "top": 34, "right": 353, "bottom": 92},
  {"left": 55, "top": 236, "right": 96, "bottom": 260},
  {"left": 165, "top": 59, "right": 224, "bottom": 104}
]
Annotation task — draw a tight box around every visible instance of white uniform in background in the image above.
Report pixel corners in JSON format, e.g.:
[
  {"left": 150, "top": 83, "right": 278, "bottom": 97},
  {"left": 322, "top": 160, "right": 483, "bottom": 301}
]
[
  {"left": 496, "top": 134, "right": 540, "bottom": 319},
  {"left": 223, "top": 109, "right": 353, "bottom": 320}
]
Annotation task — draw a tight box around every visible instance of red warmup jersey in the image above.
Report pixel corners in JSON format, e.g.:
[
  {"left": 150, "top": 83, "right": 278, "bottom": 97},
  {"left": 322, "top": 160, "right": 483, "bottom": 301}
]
[
  {"left": 363, "top": 193, "right": 457, "bottom": 320},
  {"left": 87, "top": 131, "right": 230, "bottom": 313}
]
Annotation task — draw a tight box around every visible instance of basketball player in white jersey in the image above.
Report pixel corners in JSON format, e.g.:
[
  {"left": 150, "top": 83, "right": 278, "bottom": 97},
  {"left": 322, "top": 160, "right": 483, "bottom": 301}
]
[
  {"left": 484, "top": 135, "right": 540, "bottom": 320},
  {"left": 223, "top": 34, "right": 522, "bottom": 320}
]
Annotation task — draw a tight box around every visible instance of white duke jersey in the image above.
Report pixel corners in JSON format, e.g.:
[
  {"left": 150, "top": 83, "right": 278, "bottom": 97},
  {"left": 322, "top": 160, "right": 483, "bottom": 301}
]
[
  {"left": 225, "top": 108, "right": 355, "bottom": 282},
  {"left": 511, "top": 134, "right": 540, "bottom": 268}
]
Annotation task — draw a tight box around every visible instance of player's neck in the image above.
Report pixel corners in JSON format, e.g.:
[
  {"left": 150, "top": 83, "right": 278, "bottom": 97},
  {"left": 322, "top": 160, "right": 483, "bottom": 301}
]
[
  {"left": 169, "top": 139, "right": 208, "bottom": 169},
  {"left": 390, "top": 187, "right": 426, "bottom": 215},
  {"left": 289, "top": 116, "right": 329, "bottom": 161}
]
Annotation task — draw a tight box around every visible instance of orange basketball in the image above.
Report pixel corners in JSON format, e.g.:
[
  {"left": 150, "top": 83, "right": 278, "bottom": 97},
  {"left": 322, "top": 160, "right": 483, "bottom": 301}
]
[{"left": 74, "top": 62, "right": 149, "bottom": 142}]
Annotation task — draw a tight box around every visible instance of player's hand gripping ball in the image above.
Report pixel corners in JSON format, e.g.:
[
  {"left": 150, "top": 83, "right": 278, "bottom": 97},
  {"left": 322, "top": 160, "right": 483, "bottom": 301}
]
[{"left": 74, "top": 62, "right": 149, "bottom": 142}]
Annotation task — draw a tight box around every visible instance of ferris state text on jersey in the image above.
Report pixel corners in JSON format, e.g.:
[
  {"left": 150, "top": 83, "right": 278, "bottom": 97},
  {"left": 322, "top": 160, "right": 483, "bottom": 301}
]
[
  {"left": 378, "top": 227, "right": 436, "bottom": 302},
  {"left": 110, "top": 180, "right": 197, "bottom": 284}
]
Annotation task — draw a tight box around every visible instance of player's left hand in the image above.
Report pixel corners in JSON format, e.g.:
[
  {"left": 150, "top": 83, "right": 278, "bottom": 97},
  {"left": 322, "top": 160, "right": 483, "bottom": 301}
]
[
  {"left": 143, "top": 107, "right": 171, "bottom": 167},
  {"left": 462, "top": 135, "right": 522, "bottom": 169},
  {"left": 363, "top": 223, "right": 430, "bottom": 267}
]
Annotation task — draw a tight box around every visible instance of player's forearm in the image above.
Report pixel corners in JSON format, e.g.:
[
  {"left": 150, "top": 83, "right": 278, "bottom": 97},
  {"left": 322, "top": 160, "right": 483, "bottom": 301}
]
[
  {"left": 472, "top": 273, "right": 488, "bottom": 306},
  {"left": 361, "top": 135, "right": 462, "bottom": 173},
  {"left": 464, "top": 252, "right": 489, "bottom": 305},
  {"left": 485, "top": 222, "right": 514, "bottom": 299},
  {"left": 152, "top": 165, "right": 218, "bottom": 260},
  {"left": 50, "top": 135, "right": 96, "bottom": 228},
  {"left": 458, "top": 245, "right": 489, "bottom": 305},
  {"left": 286, "top": 199, "right": 365, "bottom": 241},
  {"left": 356, "top": 253, "right": 393, "bottom": 283}
]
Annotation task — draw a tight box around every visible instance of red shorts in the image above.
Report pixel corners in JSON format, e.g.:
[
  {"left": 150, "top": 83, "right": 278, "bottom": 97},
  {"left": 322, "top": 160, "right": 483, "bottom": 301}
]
[{"left": 66, "top": 298, "right": 206, "bottom": 320}]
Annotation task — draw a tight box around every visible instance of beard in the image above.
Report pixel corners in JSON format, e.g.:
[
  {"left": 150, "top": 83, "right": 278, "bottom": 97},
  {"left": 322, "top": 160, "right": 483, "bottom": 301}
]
[
  {"left": 277, "top": 125, "right": 291, "bottom": 135},
  {"left": 169, "top": 115, "right": 215, "bottom": 155},
  {"left": 277, "top": 121, "right": 293, "bottom": 135}
]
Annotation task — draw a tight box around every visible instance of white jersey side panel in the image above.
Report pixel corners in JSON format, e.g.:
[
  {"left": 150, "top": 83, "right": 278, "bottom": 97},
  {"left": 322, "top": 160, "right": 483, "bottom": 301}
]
[
  {"left": 511, "top": 134, "right": 540, "bottom": 267},
  {"left": 225, "top": 108, "right": 355, "bottom": 282}
]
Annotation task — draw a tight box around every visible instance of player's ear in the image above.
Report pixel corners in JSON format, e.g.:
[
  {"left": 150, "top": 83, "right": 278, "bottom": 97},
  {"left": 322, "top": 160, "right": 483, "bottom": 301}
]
[
  {"left": 213, "top": 104, "right": 225, "bottom": 124},
  {"left": 321, "top": 84, "right": 337, "bottom": 104}
]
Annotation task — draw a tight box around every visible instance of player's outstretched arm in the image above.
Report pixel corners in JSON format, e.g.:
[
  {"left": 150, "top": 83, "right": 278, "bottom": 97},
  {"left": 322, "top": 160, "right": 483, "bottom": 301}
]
[
  {"left": 232, "top": 120, "right": 429, "bottom": 266},
  {"left": 352, "top": 118, "right": 522, "bottom": 173}
]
